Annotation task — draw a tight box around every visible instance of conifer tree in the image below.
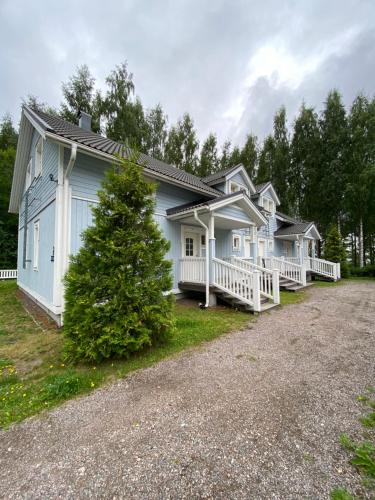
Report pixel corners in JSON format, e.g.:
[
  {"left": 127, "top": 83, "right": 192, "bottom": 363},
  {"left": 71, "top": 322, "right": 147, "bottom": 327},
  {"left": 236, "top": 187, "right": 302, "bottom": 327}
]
[
  {"left": 63, "top": 154, "right": 175, "bottom": 362},
  {"left": 324, "top": 225, "right": 349, "bottom": 277},
  {"left": 197, "top": 133, "right": 219, "bottom": 177},
  {"left": 240, "top": 134, "right": 258, "bottom": 179}
]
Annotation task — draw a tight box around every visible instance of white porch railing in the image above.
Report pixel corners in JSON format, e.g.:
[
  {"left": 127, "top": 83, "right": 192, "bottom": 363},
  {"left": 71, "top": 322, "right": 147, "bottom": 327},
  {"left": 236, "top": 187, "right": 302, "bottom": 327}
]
[
  {"left": 228, "top": 256, "right": 279, "bottom": 304},
  {"left": 283, "top": 256, "right": 301, "bottom": 264},
  {"left": 179, "top": 258, "right": 206, "bottom": 283},
  {"left": 212, "top": 257, "right": 261, "bottom": 311},
  {"left": 0, "top": 270, "right": 17, "bottom": 280},
  {"left": 261, "top": 256, "right": 305, "bottom": 285},
  {"left": 305, "top": 257, "right": 340, "bottom": 280}
]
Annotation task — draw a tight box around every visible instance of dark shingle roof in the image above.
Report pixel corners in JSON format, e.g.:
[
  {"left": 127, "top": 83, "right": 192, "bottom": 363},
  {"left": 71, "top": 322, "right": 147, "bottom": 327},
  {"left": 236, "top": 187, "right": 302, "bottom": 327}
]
[
  {"left": 254, "top": 181, "right": 271, "bottom": 193},
  {"left": 202, "top": 164, "right": 242, "bottom": 184},
  {"left": 275, "top": 211, "right": 298, "bottom": 224},
  {"left": 274, "top": 222, "right": 312, "bottom": 236},
  {"left": 166, "top": 190, "right": 249, "bottom": 216},
  {"left": 28, "top": 107, "right": 222, "bottom": 197}
]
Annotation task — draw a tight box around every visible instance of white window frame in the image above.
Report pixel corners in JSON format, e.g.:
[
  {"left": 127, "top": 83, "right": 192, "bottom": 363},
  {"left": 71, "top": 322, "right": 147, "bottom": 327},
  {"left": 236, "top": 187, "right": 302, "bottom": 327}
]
[
  {"left": 232, "top": 234, "right": 241, "bottom": 251},
  {"left": 34, "top": 138, "right": 43, "bottom": 178},
  {"left": 26, "top": 159, "right": 32, "bottom": 190},
  {"left": 229, "top": 180, "right": 249, "bottom": 196},
  {"left": 268, "top": 239, "right": 273, "bottom": 252},
  {"left": 33, "top": 220, "right": 40, "bottom": 271}
]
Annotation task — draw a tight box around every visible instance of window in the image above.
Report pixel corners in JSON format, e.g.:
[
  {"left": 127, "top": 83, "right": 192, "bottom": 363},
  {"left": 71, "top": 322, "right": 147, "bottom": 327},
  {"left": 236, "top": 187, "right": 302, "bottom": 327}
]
[
  {"left": 25, "top": 159, "right": 32, "bottom": 190},
  {"left": 33, "top": 221, "right": 40, "bottom": 270},
  {"left": 268, "top": 240, "right": 273, "bottom": 252},
  {"left": 232, "top": 235, "right": 241, "bottom": 251},
  {"left": 185, "top": 237, "right": 194, "bottom": 257},
  {"left": 34, "top": 139, "right": 43, "bottom": 178},
  {"left": 263, "top": 198, "right": 274, "bottom": 214},
  {"left": 201, "top": 234, "right": 206, "bottom": 247},
  {"left": 230, "top": 181, "right": 249, "bottom": 195}
]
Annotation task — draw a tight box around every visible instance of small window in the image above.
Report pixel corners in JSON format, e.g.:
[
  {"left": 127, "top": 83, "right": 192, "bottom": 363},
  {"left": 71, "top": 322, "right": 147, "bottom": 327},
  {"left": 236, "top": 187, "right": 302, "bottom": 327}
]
[
  {"left": 26, "top": 159, "right": 32, "bottom": 190},
  {"left": 233, "top": 235, "right": 241, "bottom": 251},
  {"left": 268, "top": 240, "right": 273, "bottom": 252},
  {"left": 201, "top": 234, "right": 206, "bottom": 247},
  {"left": 34, "top": 139, "right": 43, "bottom": 178},
  {"left": 33, "top": 221, "right": 40, "bottom": 270},
  {"left": 185, "top": 237, "right": 194, "bottom": 257},
  {"left": 230, "top": 181, "right": 248, "bottom": 195}
]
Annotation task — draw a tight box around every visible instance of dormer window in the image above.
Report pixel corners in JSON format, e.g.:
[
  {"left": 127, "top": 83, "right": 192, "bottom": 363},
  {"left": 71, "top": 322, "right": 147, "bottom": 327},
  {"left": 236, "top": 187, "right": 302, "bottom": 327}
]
[
  {"left": 34, "top": 138, "right": 43, "bottom": 178},
  {"left": 263, "top": 198, "right": 274, "bottom": 214},
  {"left": 230, "top": 181, "right": 248, "bottom": 195}
]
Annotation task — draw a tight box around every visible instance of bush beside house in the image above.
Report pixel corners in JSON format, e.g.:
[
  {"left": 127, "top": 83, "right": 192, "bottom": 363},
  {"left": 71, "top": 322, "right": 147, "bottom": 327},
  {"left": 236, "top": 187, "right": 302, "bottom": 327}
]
[
  {"left": 324, "top": 226, "right": 350, "bottom": 278},
  {"left": 63, "top": 155, "right": 175, "bottom": 362}
]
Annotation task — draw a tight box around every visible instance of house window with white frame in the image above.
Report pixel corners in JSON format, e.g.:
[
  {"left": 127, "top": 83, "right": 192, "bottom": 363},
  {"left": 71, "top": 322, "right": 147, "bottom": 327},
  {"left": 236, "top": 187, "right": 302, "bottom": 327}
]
[
  {"left": 33, "top": 220, "right": 40, "bottom": 270},
  {"left": 232, "top": 234, "right": 241, "bottom": 251},
  {"left": 230, "top": 181, "right": 248, "bottom": 195},
  {"left": 34, "top": 139, "right": 43, "bottom": 178},
  {"left": 268, "top": 239, "right": 273, "bottom": 252}
]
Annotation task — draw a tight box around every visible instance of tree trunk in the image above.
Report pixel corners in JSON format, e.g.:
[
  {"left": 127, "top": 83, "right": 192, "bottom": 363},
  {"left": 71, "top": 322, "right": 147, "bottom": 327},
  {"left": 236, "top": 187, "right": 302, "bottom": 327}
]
[{"left": 359, "top": 218, "right": 364, "bottom": 268}]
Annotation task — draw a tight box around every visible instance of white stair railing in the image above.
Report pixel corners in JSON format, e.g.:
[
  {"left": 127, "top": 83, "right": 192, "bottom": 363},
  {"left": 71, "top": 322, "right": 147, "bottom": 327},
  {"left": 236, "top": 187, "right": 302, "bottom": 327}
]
[
  {"left": 212, "top": 257, "right": 261, "bottom": 312},
  {"left": 228, "top": 256, "right": 279, "bottom": 304},
  {"left": 305, "top": 257, "right": 339, "bottom": 280},
  {"left": 179, "top": 258, "right": 205, "bottom": 283},
  {"left": 267, "top": 257, "right": 306, "bottom": 286},
  {"left": 0, "top": 270, "right": 18, "bottom": 280}
]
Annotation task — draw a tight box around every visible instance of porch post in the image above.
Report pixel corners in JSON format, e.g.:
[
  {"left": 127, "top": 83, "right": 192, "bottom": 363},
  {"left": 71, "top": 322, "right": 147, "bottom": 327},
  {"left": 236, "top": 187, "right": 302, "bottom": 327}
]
[
  {"left": 208, "top": 214, "right": 216, "bottom": 306},
  {"left": 312, "top": 239, "right": 316, "bottom": 258}
]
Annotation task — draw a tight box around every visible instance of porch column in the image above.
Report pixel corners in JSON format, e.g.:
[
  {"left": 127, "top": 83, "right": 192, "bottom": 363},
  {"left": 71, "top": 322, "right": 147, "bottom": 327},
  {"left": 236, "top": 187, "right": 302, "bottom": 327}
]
[
  {"left": 208, "top": 214, "right": 216, "bottom": 305},
  {"left": 312, "top": 239, "right": 316, "bottom": 258}
]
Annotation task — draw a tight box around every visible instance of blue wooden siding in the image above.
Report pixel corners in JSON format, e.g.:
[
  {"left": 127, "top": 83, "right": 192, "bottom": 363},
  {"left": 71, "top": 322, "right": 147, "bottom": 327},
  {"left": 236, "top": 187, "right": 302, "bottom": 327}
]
[
  {"left": 18, "top": 201, "right": 55, "bottom": 304},
  {"left": 19, "top": 133, "right": 58, "bottom": 228},
  {"left": 215, "top": 205, "right": 253, "bottom": 223},
  {"left": 230, "top": 171, "right": 249, "bottom": 187},
  {"left": 69, "top": 151, "right": 108, "bottom": 201},
  {"left": 70, "top": 198, "right": 97, "bottom": 255},
  {"left": 155, "top": 183, "right": 205, "bottom": 213}
]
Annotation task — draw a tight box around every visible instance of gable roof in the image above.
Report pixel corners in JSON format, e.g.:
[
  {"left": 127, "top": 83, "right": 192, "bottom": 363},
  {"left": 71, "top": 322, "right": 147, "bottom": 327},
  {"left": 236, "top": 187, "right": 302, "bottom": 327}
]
[
  {"left": 9, "top": 106, "right": 222, "bottom": 213},
  {"left": 166, "top": 189, "right": 267, "bottom": 227},
  {"left": 254, "top": 182, "right": 270, "bottom": 193},
  {"left": 254, "top": 181, "right": 281, "bottom": 205},
  {"left": 274, "top": 222, "right": 313, "bottom": 236},
  {"left": 202, "top": 164, "right": 240, "bottom": 184}
]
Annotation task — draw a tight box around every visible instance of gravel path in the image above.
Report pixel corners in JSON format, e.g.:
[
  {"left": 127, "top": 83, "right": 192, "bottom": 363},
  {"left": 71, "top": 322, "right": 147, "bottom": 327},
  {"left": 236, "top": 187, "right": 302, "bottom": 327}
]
[{"left": 1, "top": 281, "right": 374, "bottom": 499}]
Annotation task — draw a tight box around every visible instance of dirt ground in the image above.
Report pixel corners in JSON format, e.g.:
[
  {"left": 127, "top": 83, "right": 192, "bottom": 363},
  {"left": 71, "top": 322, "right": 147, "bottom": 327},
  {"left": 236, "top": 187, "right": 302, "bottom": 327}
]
[{"left": 0, "top": 281, "right": 374, "bottom": 499}]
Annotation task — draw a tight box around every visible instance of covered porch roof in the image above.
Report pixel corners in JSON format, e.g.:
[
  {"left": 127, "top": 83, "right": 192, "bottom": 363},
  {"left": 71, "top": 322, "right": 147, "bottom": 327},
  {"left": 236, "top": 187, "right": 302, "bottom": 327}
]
[
  {"left": 274, "top": 221, "right": 321, "bottom": 240},
  {"left": 166, "top": 190, "right": 267, "bottom": 230}
]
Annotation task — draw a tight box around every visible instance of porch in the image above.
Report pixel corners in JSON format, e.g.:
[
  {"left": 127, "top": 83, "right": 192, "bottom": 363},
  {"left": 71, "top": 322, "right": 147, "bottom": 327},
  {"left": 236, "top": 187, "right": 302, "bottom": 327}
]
[{"left": 166, "top": 191, "right": 280, "bottom": 313}]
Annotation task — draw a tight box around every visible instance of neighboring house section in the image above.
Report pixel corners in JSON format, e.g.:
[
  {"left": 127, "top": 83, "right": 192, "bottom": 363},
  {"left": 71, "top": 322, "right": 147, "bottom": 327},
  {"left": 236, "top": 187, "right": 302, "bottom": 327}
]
[{"left": 9, "top": 106, "right": 339, "bottom": 324}]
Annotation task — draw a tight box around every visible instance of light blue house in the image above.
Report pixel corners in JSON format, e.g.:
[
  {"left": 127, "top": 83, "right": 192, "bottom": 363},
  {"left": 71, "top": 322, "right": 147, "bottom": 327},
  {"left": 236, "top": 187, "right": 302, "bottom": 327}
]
[{"left": 9, "top": 106, "right": 339, "bottom": 325}]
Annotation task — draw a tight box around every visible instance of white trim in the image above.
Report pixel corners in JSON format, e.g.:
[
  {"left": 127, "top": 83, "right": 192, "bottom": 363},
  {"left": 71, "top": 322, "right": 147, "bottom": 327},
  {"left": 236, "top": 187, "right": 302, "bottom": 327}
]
[
  {"left": 18, "top": 281, "right": 62, "bottom": 316},
  {"left": 23, "top": 107, "right": 47, "bottom": 139},
  {"left": 225, "top": 164, "right": 256, "bottom": 194},
  {"left": 213, "top": 213, "right": 254, "bottom": 227},
  {"left": 34, "top": 137, "right": 43, "bottom": 179},
  {"left": 232, "top": 234, "right": 241, "bottom": 251},
  {"left": 181, "top": 224, "right": 205, "bottom": 258},
  {"left": 53, "top": 145, "right": 64, "bottom": 307},
  {"left": 229, "top": 180, "right": 249, "bottom": 196},
  {"left": 257, "top": 183, "right": 281, "bottom": 206},
  {"left": 33, "top": 220, "right": 40, "bottom": 270},
  {"left": 71, "top": 195, "right": 99, "bottom": 204}
]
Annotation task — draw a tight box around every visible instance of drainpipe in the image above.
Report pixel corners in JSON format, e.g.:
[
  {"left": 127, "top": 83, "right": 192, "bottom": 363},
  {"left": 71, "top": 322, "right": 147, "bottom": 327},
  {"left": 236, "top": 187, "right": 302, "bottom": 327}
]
[{"left": 194, "top": 210, "right": 209, "bottom": 308}]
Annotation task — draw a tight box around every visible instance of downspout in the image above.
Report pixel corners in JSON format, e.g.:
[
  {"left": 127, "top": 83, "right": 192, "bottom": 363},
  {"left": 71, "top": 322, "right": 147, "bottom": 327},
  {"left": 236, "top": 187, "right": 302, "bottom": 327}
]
[{"left": 194, "top": 210, "right": 209, "bottom": 308}]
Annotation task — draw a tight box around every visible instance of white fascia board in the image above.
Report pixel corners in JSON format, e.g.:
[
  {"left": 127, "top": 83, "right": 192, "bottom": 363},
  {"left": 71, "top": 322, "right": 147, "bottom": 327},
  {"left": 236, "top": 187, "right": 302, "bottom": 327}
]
[
  {"left": 23, "top": 107, "right": 48, "bottom": 139},
  {"left": 305, "top": 224, "right": 321, "bottom": 240},
  {"left": 258, "top": 183, "right": 281, "bottom": 205}
]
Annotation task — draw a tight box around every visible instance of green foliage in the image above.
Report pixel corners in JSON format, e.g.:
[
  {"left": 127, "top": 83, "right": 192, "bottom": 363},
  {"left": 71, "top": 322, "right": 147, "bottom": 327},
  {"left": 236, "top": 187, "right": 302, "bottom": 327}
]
[
  {"left": 239, "top": 134, "right": 258, "bottom": 179},
  {"left": 164, "top": 113, "right": 199, "bottom": 173},
  {"left": 144, "top": 104, "right": 168, "bottom": 160},
  {"left": 0, "top": 115, "right": 18, "bottom": 268},
  {"left": 330, "top": 488, "right": 354, "bottom": 500},
  {"left": 60, "top": 65, "right": 102, "bottom": 132},
  {"left": 350, "top": 265, "right": 375, "bottom": 277},
  {"left": 324, "top": 226, "right": 349, "bottom": 277},
  {"left": 197, "top": 132, "right": 219, "bottom": 177},
  {"left": 63, "top": 154, "right": 175, "bottom": 362},
  {"left": 41, "top": 371, "right": 102, "bottom": 401}
]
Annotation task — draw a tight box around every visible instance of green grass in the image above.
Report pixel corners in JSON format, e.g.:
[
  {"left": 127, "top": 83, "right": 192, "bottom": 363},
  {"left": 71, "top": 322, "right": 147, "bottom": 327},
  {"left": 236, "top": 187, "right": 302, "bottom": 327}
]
[
  {"left": 280, "top": 289, "right": 306, "bottom": 305},
  {"left": 332, "top": 388, "right": 375, "bottom": 498},
  {"left": 0, "top": 281, "right": 251, "bottom": 428}
]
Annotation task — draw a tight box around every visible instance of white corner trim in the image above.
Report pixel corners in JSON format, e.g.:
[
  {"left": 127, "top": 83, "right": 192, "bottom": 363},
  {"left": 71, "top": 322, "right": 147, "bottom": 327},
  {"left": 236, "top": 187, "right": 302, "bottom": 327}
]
[{"left": 18, "top": 281, "right": 62, "bottom": 316}]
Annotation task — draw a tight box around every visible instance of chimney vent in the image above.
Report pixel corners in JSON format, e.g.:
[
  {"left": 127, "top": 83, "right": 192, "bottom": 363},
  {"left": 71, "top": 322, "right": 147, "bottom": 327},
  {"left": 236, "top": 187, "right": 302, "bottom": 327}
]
[{"left": 78, "top": 111, "right": 92, "bottom": 131}]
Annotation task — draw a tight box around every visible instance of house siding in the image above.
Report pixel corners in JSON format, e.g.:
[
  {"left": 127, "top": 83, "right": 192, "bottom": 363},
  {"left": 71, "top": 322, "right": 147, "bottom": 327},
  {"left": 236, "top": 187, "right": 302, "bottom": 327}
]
[
  {"left": 215, "top": 205, "right": 253, "bottom": 223},
  {"left": 17, "top": 200, "right": 55, "bottom": 305}
]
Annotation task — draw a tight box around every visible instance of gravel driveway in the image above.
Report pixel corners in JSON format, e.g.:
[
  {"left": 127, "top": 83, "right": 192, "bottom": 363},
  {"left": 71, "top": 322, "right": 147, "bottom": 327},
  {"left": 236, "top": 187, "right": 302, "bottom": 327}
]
[{"left": 1, "top": 281, "right": 374, "bottom": 499}]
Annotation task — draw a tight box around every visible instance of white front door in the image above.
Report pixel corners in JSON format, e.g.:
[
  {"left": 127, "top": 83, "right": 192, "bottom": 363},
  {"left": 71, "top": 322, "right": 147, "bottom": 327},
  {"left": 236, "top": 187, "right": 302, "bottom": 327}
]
[
  {"left": 184, "top": 232, "right": 200, "bottom": 257},
  {"left": 244, "top": 238, "right": 252, "bottom": 258}
]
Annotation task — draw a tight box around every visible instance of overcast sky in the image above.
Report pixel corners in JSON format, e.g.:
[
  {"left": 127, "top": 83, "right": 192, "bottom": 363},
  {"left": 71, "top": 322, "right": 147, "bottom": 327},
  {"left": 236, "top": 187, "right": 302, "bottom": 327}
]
[{"left": 1, "top": 0, "right": 374, "bottom": 148}]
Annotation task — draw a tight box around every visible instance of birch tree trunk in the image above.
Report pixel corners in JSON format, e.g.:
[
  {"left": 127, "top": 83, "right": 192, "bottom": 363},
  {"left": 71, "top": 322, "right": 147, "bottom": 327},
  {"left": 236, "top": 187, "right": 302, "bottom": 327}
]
[{"left": 359, "top": 218, "right": 364, "bottom": 268}]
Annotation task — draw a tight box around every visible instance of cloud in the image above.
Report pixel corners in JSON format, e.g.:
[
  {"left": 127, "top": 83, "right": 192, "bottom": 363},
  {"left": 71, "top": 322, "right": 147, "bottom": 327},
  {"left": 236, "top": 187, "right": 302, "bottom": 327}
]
[{"left": 0, "top": 0, "right": 374, "bottom": 149}]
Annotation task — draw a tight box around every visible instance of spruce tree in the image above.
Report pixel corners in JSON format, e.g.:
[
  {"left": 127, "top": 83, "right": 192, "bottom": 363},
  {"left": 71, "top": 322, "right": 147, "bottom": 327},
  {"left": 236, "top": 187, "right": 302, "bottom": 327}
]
[
  {"left": 324, "top": 225, "right": 349, "bottom": 277},
  {"left": 63, "top": 155, "right": 175, "bottom": 362},
  {"left": 198, "top": 133, "right": 219, "bottom": 177},
  {"left": 240, "top": 134, "right": 258, "bottom": 179}
]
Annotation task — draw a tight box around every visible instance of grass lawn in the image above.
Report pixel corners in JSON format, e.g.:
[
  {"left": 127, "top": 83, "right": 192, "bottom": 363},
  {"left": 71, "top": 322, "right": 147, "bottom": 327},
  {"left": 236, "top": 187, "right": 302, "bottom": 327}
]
[
  {"left": 0, "top": 281, "right": 252, "bottom": 428},
  {"left": 0, "top": 279, "right": 313, "bottom": 428}
]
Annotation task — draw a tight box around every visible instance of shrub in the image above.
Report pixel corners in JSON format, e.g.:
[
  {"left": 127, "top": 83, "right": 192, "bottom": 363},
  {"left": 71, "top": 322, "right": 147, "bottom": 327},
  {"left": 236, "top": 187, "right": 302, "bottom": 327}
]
[
  {"left": 350, "top": 264, "right": 375, "bottom": 278},
  {"left": 324, "top": 226, "right": 349, "bottom": 277},
  {"left": 63, "top": 154, "right": 175, "bottom": 362}
]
